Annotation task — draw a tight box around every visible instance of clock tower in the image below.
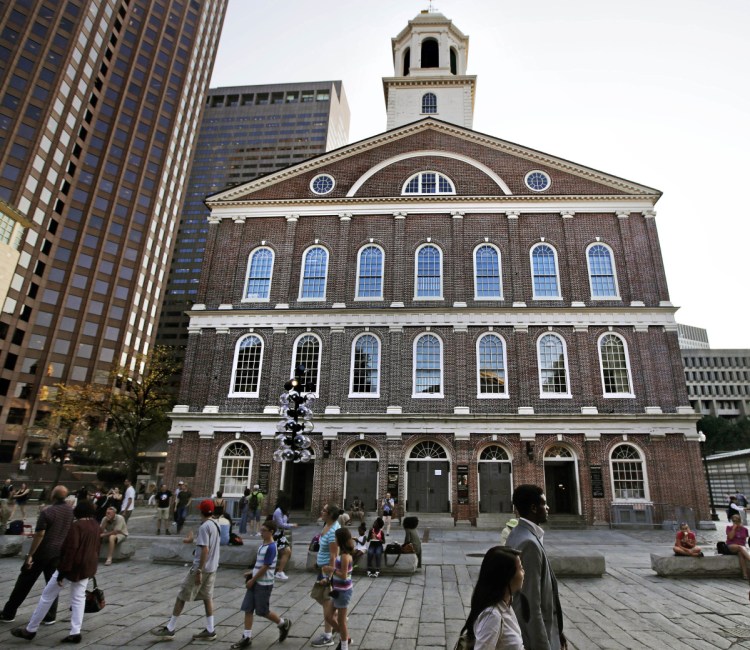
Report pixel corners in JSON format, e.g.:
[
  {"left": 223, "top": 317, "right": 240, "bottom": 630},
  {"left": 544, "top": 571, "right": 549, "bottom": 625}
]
[{"left": 383, "top": 11, "right": 476, "bottom": 130}]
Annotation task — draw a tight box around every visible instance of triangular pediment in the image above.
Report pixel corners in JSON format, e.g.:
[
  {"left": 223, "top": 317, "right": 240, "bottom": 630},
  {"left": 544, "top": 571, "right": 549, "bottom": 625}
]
[{"left": 206, "top": 118, "right": 660, "bottom": 207}]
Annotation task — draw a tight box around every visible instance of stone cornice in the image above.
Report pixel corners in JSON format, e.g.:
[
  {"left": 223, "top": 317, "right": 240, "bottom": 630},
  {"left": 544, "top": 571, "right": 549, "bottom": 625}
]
[{"left": 184, "top": 306, "right": 679, "bottom": 332}]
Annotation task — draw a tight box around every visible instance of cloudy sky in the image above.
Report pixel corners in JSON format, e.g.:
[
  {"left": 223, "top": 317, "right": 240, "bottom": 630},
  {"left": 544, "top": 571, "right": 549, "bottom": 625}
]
[{"left": 210, "top": 0, "right": 750, "bottom": 348}]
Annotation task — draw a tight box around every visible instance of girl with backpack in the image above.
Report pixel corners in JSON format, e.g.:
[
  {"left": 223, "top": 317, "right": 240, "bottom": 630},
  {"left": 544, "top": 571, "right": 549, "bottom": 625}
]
[
  {"left": 321, "top": 527, "right": 355, "bottom": 650},
  {"left": 366, "top": 517, "right": 385, "bottom": 577}
]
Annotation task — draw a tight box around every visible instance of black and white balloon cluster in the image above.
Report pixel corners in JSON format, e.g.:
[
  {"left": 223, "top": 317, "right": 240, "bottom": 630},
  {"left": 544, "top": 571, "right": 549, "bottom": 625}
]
[{"left": 273, "top": 365, "right": 315, "bottom": 463}]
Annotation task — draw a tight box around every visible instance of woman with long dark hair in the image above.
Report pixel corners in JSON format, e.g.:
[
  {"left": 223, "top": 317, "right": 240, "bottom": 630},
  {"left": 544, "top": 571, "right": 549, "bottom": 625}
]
[{"left": 460, "top": 546, "right": 526, "bottom": 649}]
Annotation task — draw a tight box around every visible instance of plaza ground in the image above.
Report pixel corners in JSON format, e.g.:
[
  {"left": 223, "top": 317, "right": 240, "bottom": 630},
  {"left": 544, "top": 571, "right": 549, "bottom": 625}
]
[{"left": 2, "top": 508, "right": 750, "bottom": 649}]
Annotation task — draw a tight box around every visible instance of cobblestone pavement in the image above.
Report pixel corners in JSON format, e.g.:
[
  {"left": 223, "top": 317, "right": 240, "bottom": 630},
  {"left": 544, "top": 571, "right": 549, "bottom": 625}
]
[{"left": 2, "top": 509, "right": 750, "bottom": 649}]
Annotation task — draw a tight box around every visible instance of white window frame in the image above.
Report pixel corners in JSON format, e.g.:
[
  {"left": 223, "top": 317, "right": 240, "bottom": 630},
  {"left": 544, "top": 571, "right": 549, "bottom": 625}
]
[
  {"left": 228, "top": 333, "right": 265, "bottom": 397},
  {"left": 586, "top": 242, "right": 620, "bottom": 300},
  {"left": 401, "top": 171, "right": 456, "bottom": 196},
  {"left": 298, "top": 245, "right": 329, "bottom": 301},
  {"left": 414, "top": 243, "right": 444, "bottom": 300},
  {"left": 609, "top": 442, "right": 650, "bottom": 502},
  {"left": 291, "top": 332, "right": 322, "bottom": 397},
  {"left": 349, "top": 333, "right": 381, "bottom": 398},
  {"left": 598, "top": 332, "right": 635, "bottom": 398},
  {"left": 537, "top": 332, "right": 572, "bottom": 399},
  {"left": 354, "top": 244, "right": 385, "bottom": 301},
  {"left": 242, "top": 246, "right": 274, "bottom": 302},
  {"left": 422, "top": 92, "right": 437, "bottom": 114},
  {"left": 473, "top": 243, "right": 503, "bottom": 300},
  {"left": 213, "top": 440, "right": 253, "bottom": 498},
  {"left": 530, "top": 242, "right": 562, "bottom": 300},
  {"left": 476, "top": 332, "right": 509, "bottom": 399},
  {"left": 412, "top": 332, "right": 444, "bottom": 398}
]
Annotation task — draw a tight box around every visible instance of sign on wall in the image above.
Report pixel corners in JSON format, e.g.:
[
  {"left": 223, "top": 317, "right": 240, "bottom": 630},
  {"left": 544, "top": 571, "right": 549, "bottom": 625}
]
[
  {"left": 590, "top": 465, "right": 605, "bottom": 498},
  {"left": 457, "top": 464, "right": 469, "bottom": 504}
]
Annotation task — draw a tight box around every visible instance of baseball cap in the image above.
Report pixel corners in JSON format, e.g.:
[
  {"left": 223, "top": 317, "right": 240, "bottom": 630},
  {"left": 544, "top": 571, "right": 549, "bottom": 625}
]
[
  {"left": 253, "top": 484, "right": 260, "bottom": 489},
  {"left": 199, "top": 499, "right": 214, "bottom": 515}
]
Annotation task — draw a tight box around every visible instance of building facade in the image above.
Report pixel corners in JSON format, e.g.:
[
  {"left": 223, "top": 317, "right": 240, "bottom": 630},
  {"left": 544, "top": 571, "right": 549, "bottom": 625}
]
[
  {"left": 677, "top": 323, "right": 710, "bottom": 350},
  {"left": 682, "top": 349, "right": 750, "bottom": 419},
  {"left": 166, "top": 12, "right": 707, "bottom": 526},
  {"left": 156, "top": 82, "right": 350, "bottom": 369},
  {"left": 0, "top": 0, "right": 228, "bottom": 461}
]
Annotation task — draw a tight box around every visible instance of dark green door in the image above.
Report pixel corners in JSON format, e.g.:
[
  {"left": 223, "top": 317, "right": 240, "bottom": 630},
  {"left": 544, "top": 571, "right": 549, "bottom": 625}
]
[
  {"left": 345, "top": 460, "right": 378, "bottom": 511},
  {"left": 407, "top": 460, "right": 450, "bottom": 512},
  {"left": 478, "top": 462, "right": 512, "bottom": 513}
]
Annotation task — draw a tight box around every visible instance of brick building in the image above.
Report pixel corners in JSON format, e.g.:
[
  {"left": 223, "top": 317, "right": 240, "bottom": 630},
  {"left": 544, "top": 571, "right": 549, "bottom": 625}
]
[{"left": 166, "top": 11, "right": 707, "bottom": 526}]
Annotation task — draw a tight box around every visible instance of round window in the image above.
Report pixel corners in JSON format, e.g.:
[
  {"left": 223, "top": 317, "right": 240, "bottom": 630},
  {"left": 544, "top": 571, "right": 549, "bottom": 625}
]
[
  {"left": 310, "top": 174, "right": 335, "bottom": 195},
  {"left": 525, "top": 171, "right": 551, "bottom": 192}
]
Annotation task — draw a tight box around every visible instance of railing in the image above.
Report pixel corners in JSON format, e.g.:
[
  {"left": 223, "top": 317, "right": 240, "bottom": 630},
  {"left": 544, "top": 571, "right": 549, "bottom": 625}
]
[{"left": 609, "top": 502, "right": 695, "bottom": 529}]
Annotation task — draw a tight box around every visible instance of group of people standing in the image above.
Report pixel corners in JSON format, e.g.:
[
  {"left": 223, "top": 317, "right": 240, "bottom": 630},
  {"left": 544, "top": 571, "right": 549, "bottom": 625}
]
[{"left": 1, "top": 478, "right": 31, "bottom": 526}]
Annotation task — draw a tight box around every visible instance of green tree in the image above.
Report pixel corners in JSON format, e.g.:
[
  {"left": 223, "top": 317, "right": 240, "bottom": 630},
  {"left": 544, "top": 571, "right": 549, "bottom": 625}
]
[
  {"left": 53, "top": 347, "right": 179, "bottom": 481},
  {"left": 698, "top": 416, "right": 750, "bottom": 455}
]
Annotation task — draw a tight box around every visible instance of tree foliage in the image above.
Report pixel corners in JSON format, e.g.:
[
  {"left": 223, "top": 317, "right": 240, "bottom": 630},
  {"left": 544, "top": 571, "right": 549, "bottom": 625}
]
[
  {"left": 52, "top": 347, "right": 179, "bottom": 481},
  {"left": 699, "top": 416, "right": 750, "bottom": 455}
]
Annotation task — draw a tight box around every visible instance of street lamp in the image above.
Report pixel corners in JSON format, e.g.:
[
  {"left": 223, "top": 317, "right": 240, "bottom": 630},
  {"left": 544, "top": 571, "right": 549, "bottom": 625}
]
[
  {"left": 273, "top": 364, "right": 315, "bottom": 464},
  {"left": 698, "top": 431, "right": 719, "bottom": 521}
]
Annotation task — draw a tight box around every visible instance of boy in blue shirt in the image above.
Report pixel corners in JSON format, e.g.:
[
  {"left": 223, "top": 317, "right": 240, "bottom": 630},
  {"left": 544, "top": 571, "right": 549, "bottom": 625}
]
[{"left": 231, "top": 521, "right": 292, "bottom": 649}]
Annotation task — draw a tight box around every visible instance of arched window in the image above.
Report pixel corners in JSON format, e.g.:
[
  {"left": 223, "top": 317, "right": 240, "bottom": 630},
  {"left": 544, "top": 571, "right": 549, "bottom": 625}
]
[
  {"left": 413, "top": 333, "right": 443, "bottom": 397},
  {"left": 479, "top": 445, "right": 509, "bottom": 461},
  {"left": 244, "top": 247, "right": 274, "bottom": 300},
  {"left": 402, "top": 171, "right": 455, "bottom": 195},
  {"left": 477, "top": 333, "right": 507, "bottom": 396},
  {"left": 350, "top": 333, "right": 380, "bottom": 397},
  {"left": 415, "top": 244, "right": 443, "bottom": 299},
  {"left": 538, "top": 333, "right": 570, "bottom": 396},
  {"left": 216, "top": 442, "right": 252, "bottom": 496},
  {"left": 421, "top": 38, "right": 439, "bottom": 68},
  {"left": 403, "top": 47, "right": 411, "bottom": 76},
  {"left": 474, "top": 244, "right": 502, "bottom": 299},
  {"left": 356, "top": 245, "right": 384, "bottom": 299},
  {"left": 348, "top": 443, "right": 378, "bottom": 460},
  {"left": 299, "top": 246, "right": 328, "bottom": 300},
  {"left": 422, "top": 92, "right": 437, "bottom": 114},
  {"left": 610, "top": 444, "right": 647, "bottom": 500},
  {"left": 410, "top": 440, "right": 448, "bottom": 459},
  {"left": 587, "top": 243, "right": 619, "bottom": 298},
  {"left": 292, "top": 334, "right": 321, "bottom": 394},
  {"left": 599, "top": 333, "right": 633, "bottom": 397},
  {"left": 230, "top": 334, "right": 264, "bottom": 396},
  {"left": 531, "top": 243, "right": 561, "bottom": 299},
  {"left": 450, "top": 47, "right": 458, "bottom": 75}
]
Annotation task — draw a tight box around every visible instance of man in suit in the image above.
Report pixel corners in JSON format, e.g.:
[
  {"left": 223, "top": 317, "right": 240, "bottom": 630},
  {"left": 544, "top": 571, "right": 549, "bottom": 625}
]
[{"left": 506, "top": 484, "right": 567, "bottom": 650}]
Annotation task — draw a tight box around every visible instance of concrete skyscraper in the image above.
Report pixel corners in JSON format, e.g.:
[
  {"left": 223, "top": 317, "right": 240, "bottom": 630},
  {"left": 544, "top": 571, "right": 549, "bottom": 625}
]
[
  {"left": 156, "top": 82, "right": 350, "bottom": 363},
  {"left": 0, "top": 0, "right": 228, "bottom": 461}
]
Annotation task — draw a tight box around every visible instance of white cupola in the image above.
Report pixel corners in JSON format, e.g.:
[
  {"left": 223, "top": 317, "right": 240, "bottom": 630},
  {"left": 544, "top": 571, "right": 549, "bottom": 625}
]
[{"left": 383, "top": 11, "right": 476, "bottom": 130}]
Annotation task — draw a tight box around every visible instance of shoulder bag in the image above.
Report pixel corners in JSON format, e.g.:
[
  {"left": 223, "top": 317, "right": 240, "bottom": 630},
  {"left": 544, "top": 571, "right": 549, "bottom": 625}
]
[{"left": 84, "top": 577, "right": 106, "bottom": 613}]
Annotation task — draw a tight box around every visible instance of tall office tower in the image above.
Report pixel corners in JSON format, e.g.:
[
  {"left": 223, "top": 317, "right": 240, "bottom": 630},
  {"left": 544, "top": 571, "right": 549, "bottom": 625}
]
[
  {"left": 0, "top": 0, "right": 228, "bottom": 462},
  {"left": 156, "top": 82, "right": 350, "bottom": 365}
]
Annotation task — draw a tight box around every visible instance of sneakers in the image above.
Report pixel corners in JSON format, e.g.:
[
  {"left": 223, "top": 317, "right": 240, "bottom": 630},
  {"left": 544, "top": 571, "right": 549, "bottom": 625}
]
[
  {"left": 311, "top": 633, "right": 335, "bottom": 647},
  {"left": 192, "top": 628, "right": 217, "bottom": 641},
  {"left": 11, "top": 627, "right": 36, "bottom": 640},
  {"left": 334, "top": 639, "right": 352, "bottom": 650},
  {"left": 275, "top": 571, "right": 289, "bottom": 581},
  {"left": 150, "top": 626, "right": 175, "bottom": 641},
  {"left": 42, "top": 618, "right": 56, "bottom": 625},
  {"left": 0, "top": 613, "right": 16, "bottom": 623},
  {"left": 230, "top": 637, "right": 252, "bottom": 649},
  {"left": 278, "top": 618, "right": 292, "bottom": 642},
  {"left": 374, "top": 571, "right": 380, "bottom": 578}
]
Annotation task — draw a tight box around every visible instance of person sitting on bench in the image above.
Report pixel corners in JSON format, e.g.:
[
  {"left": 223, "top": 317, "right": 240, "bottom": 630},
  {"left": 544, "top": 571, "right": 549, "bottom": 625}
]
[
  {"left": 672, "top": 522, "right": 703, "bottom": 557},
  {"left": 100, "top": 506, "right": 128, "bottom": 565}
]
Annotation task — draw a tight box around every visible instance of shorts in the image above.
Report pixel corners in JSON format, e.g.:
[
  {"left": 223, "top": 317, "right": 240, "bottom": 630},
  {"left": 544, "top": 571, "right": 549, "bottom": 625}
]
[
  {"left": 241, "top": 583, "right": 273, "bottom": 616},
  {"left": 251, "top": 509, "right": 261, "bottom": 522},
  {"left": 177, "top": 569, "right": 216, "bottom": 602},
  {"left": 331, "top": 588, "right": 352, "bottom": 609},
  {"left": 109, "top": 533, "right": 127, "bottom": 544},
  {"left": 156, "top": 508, "right": 170, "bottom": 520}
]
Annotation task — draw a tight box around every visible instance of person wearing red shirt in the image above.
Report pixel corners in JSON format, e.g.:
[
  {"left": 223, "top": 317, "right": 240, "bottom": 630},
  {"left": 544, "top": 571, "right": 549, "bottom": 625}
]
[{"left": 673, "top": 522, "right": 703, "bottom": 557}]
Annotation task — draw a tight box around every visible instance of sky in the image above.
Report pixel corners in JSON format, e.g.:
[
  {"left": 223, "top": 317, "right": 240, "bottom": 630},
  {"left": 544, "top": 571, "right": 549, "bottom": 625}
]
[{"left": 209, "top": 0, "right": 750, "bottom": 349}]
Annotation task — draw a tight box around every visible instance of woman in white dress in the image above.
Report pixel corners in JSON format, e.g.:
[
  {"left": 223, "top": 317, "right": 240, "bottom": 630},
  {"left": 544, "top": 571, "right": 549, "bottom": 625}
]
[{"left": 460, "top": 546, "right": 527, "bottom": 649}]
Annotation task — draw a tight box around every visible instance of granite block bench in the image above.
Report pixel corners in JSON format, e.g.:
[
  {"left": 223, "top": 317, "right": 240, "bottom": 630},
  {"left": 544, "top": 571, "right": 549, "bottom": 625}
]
[
  {"left": 548, "top": 552, "right": 606, "bottom": 578},
  {"left": 99, "top": 538, "right": 136, "bottom": 562},
  {"left": 305, "top": 549, "right": 418, "bottom": 575},
  {"left": 650, "top": 553, "right": 744, "bottom": 578},
  {"left": 0, "top": 535, "right": 23, "bottom": 557}
]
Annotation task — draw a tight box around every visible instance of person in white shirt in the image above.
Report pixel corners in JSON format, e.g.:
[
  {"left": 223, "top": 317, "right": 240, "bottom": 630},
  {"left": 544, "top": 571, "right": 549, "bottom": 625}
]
[
  {"left": 459, "top": 546, "right": 526, "bottom": 649},
  {"left": 121, "top": 479, "right": 136, "bottom": 522}
]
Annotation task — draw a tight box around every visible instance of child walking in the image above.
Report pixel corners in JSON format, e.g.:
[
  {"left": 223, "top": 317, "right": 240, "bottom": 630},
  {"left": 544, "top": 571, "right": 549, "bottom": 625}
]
[
  {"left": 322, "top": 527, "right": 355, "bottom": 650},
  {"left": 230, "top": 521, "right": 292, "bottom": 649}
]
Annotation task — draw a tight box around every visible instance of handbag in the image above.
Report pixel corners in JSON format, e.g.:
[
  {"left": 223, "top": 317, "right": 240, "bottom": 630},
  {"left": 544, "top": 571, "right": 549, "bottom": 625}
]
[
  {"left": 384, "top": 542, "right": 402, "bottom": 567},
  {"left": 84, "top": 577, "right": 105, "bottom": 613},
  {"left": 454, "top": 605, "right": 504, "bottom": 650},
  {"left": 401, "top": 543, "right": 415, "bottom": 554},
  {"left": 717, "top": 541, "right": 730, "bottom": 555},
  {"left": 310, "top": 575, "right": 331, "bottom": 603}
]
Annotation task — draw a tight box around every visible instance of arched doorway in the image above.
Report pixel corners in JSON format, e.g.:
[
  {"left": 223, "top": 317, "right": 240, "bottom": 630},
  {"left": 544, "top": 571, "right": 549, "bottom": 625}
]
[
  {"left": 345, "top": 443, "right": 379, "bottom": 512},
  {"left": 280, "top": 450, "right": 315, "bottom": 511},
  {"left": 214, "top": 441, "right": 253, "bottom": 497},
  {"left": 543, "top": 445, "right": 580, "bottom": 515},
  {"left": 478, "top": 445, "right": 512, "bottom": 513},
  {"left": 406, "top": 441, "right": 450, "bottom": 513}
]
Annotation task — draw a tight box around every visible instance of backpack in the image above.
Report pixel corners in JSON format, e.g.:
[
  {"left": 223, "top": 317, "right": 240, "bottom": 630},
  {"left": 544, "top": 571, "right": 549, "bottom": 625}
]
[
  {"left": 6, "top": 520, "right": 24, "bottom": 535},
  {"left": 249, "top": 492, "right": 259, "bottom": 510}
]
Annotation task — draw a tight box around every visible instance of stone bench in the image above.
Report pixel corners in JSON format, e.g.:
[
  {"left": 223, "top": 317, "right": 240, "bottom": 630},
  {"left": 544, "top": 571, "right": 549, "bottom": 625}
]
[
  {"left": 99, "top": 538, "right": 136, "bottom": 562},
  {"left": 305, "top": 549, "right": 418, "bottom": 575},
  {"left": 0, "top": 535, "right": 23, "bottom": 557},
  {"left": 548, "top": 552, "right": 606, "bottom": 578},
  {"left": 650, "top": 553, "right": 744, "bottom": 578}
]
